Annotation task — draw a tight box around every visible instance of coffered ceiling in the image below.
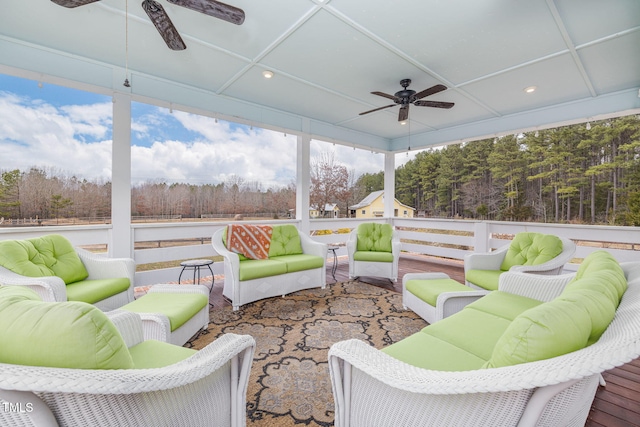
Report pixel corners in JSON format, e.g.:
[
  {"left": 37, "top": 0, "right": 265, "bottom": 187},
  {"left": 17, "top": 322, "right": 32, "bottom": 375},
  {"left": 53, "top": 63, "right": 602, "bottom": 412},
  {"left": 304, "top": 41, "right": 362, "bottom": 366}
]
[{"left": 1, "top": 0, "right": 639, "bottom": 152}]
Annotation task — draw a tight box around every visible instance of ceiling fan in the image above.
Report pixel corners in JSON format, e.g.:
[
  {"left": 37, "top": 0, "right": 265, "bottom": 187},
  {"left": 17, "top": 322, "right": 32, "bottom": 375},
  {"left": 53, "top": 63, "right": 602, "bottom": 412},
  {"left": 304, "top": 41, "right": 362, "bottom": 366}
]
[
  {"left": 359, "top": 79, "right": 454, "bottom": 122},
  {"left": 50, "top": 0, "right": 245, "bottom": 51}
]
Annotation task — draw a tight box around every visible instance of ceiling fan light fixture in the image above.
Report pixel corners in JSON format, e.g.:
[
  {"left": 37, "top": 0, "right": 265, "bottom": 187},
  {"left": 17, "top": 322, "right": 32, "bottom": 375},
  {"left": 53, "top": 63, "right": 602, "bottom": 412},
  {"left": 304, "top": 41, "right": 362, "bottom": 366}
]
[
  {"left": 524, "top": 86, "right": 537, "bottom": 94},
  {"left": 262, "top": 70, "right": 274, "bottom": 79}
]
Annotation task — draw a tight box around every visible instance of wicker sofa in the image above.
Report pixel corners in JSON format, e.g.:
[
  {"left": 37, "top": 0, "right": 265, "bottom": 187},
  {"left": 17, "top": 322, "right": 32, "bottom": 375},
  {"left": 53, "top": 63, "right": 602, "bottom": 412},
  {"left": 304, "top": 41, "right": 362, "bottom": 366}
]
[
  {"left": 329, "top": 251, "right": 640, "bottom": 427},
  {"left": 212, "top": 224, "right": 327, "bottom": 310}
]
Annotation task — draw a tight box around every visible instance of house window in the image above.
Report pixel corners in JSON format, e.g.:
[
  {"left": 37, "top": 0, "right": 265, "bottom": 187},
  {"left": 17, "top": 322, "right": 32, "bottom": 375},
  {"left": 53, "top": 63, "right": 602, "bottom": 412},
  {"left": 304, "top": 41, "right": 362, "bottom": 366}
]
[{"left": 362, "top": 210, "right": 366, "bottom": 215}]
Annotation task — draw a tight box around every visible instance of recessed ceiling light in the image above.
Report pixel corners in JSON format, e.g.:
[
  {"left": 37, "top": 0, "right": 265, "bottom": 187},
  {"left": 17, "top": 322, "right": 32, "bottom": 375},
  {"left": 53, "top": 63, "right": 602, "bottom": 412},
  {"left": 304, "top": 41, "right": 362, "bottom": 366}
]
[
  {"left": 524, "top": 86, "right": 537, "bottom": 94},
  {"left": 400, "top": 121, "right": 407, "bottom": 125},
  {"left": 262, "top": 70, "right": 274, "bottom": 79}
]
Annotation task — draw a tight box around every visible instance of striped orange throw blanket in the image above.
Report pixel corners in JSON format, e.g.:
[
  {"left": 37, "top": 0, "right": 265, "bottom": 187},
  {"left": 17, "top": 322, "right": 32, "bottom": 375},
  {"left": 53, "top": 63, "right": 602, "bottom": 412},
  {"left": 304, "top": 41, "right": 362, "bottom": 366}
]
[{"left": 226, "top": 224, "right": 273, "bottom": 260}]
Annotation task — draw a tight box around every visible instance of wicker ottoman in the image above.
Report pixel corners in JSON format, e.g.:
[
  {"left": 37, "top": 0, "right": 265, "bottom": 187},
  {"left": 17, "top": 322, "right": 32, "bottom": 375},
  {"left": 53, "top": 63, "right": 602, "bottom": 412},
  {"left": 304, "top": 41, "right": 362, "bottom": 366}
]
[
  {"left": 402, "top": 272, "right": 488, "bottom": 323},
  {"left": 121, "top": 284, "right": 210, "bottom": 346}
]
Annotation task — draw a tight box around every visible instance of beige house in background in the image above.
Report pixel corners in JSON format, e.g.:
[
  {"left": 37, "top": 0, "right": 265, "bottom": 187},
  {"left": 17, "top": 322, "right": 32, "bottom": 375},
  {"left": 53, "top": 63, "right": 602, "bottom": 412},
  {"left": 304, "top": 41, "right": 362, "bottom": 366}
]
[
  {"left": 349, "top": 191, "right": 415, "bottom": 218},
  {"left": 309, "top": 203, "right": 340, "bottom": 218}
]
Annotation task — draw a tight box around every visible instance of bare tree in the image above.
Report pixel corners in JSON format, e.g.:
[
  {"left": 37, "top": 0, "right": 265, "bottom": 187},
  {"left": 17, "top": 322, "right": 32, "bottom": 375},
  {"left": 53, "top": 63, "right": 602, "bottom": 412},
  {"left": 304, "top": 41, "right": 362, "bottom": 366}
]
[{"left": 310, "top": 151, "right": 351, "bottom": 218}]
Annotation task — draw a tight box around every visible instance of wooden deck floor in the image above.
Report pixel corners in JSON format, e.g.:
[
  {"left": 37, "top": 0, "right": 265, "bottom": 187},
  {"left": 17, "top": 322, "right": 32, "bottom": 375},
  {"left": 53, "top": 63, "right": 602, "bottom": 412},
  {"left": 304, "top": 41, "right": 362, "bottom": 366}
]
[{"left": 206, "top": 253, "right": 640, "bottom": 427}]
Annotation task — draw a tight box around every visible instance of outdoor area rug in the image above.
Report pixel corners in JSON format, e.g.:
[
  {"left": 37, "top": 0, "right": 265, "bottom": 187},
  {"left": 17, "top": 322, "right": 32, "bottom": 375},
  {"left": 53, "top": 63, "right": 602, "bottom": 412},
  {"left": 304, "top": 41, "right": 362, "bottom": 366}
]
[{"left": 188, "top": 280, "right": 427, "bottom": 427}]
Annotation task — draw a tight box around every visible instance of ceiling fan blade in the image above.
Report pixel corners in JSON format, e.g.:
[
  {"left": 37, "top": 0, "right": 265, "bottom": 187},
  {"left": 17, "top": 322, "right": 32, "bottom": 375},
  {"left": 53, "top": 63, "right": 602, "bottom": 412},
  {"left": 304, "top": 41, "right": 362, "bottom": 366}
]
[
  {"left": 398, "top": 105, "right": 409, "bottom": 122},
  {"left": 167, "top": 0, "right": 245, "bottom": 25},
  {"left": 371, "top": 91, "right": 398, "bottom": 101},
  {"left": 142, "top": 0, "right": 187, "bottom": 51},
  {"left": 413, "top": 84, "right": 447, "bottom": 100},
  {"left": 414, "top": 100, "right": 455, "bottom": 109},
  {"left": 50, "top": 0, "right": 100, "bottom": 7},
  {"left": 359, "top": 104, "right": 396, "bottom": 115}
]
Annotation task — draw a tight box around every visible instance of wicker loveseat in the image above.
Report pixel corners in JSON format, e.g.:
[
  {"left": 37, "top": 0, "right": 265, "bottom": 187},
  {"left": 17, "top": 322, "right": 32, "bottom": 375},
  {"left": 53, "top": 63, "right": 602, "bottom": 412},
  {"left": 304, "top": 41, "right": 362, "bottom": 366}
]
[
  {"left": 0, "top": 234, "right": 134, "bottom": 311},
  {"left": 329, "top": 251, "right": 640, "bottom": 427},
  {"left": 212, "top": 224, "right": 327, "bottom": 310},
  {"left": 0, "top": 285, "right": 255, "bottom": 427}
]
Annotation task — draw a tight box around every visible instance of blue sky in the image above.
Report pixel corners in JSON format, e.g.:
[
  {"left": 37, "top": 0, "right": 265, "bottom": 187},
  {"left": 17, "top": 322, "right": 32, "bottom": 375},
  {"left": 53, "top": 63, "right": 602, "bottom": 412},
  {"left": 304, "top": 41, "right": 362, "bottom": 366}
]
[{"left": 0, "top": 73, "right": 410, "bottom": 188}]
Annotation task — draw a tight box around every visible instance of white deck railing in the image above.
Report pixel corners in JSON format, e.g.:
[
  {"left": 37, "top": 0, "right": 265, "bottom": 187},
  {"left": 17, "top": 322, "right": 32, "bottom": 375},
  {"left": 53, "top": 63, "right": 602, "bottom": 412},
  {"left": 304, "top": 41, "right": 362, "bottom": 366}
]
[{"left": 1, "top": 218, "right": 638, "bottom": 286}]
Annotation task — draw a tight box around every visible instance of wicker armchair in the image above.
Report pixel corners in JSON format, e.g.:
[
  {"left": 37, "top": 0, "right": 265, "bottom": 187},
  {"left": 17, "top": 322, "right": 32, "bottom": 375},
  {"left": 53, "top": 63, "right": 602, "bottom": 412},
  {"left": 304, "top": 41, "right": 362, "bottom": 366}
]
[
  {"left": 0, "top": 242, "right": 135, "bottom": 312},
  {"left": 329, "top": 262, "right": 640, "bottom": 427},
  {"left": 464, "top": 234, "right": 576, "bottom": 291},
  {"left": 347, "top": 223, "right": 401, "bottom": 282},
  {"left": 0, "top": 309, "right": 255, "bottom": 427}
]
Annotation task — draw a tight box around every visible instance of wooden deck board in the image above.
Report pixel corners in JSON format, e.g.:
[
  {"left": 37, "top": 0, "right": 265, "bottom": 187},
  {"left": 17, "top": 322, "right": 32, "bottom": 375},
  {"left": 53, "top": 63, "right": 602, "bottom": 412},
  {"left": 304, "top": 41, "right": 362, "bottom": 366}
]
[{"left": 206, "top": 253, "right": 640, "bottom": 427}]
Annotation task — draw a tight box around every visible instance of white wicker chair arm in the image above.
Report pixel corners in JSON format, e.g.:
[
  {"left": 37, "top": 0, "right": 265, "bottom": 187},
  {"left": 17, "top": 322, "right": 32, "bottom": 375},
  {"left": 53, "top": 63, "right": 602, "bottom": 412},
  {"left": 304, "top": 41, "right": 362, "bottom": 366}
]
[
  {"left": 299, "top": 231, "right": 327, "bottom": 258},
  {"left": 0, "top": 334, "right": 256, "bottom": 395},
  {"left": 463, "top": 244, "right": 509, "bottom": 272},
  {"left": 391, "top": 231, "right": 401, "bottom": 256},
  {"left": 499, "top": 271, "right": 575, "bottom": 302},
  {"left": 346, "top": 229, "right": 357, "bottom": 257},
  {"left": 105, "top": 310, "right": 145, "bottom": 348},
  {"left": 436, "top": 290, "right": 489, "bottom": 319},
  {"left": 0, "top": 266, "right": 66, "bottom": 302},
  {"left": 76, "top": 248, "right": 135, "bottom": 284}
]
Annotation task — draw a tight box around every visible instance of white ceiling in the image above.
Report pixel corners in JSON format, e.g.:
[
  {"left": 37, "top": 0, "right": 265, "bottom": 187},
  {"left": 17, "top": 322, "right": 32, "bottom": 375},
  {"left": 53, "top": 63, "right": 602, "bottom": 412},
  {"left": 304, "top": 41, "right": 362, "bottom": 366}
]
[{"left": 1, "top": 0, "right": 639, "bottom": 152}]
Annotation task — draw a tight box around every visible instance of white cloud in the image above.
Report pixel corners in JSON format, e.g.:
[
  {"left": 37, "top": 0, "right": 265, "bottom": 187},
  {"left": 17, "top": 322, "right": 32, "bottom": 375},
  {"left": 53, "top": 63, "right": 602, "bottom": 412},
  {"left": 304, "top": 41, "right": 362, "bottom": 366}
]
[{"left": 0, "top": 91, "right": 387, "bottom": 189}]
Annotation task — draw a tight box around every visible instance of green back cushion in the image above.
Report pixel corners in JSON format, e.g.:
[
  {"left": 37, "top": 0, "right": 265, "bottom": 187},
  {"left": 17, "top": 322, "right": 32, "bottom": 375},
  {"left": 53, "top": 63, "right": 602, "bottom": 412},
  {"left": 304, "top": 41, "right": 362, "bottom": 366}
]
[
  {"left": 356, "top": 223, "right": 393, "bottom": 252},
  {"left": 500, "top": 233, "right": 563, "bottom": 271},
  {"left": 0, "top": 235, "right": 88, "bottom": 284},
  {"left": 0, "top": 286, "right": 134, "bottom": 369},
  {"left": 484, "top": 299, "right": 591, "bottom": 368},
  {"left": 269, "top": 225, "right": 303, "bottom": 257},
  {"left": 568, "top": 250, "right": 627, "bottom": 301}
]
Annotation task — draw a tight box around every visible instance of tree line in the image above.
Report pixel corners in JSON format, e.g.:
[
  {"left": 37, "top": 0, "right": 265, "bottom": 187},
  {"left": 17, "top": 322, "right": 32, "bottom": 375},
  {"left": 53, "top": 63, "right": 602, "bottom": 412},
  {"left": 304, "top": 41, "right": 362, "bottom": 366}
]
[
  {"left": 390, "top": 115, "right": 640, "bottom": 225},
  {"left": 1, "top": 115, "right": 639, "bottom": 225}
]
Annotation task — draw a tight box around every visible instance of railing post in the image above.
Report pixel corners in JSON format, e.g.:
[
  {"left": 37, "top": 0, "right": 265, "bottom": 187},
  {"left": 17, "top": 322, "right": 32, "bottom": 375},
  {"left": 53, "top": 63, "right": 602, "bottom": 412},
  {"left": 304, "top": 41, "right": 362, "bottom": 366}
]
[{"left": 473, "top": 221, "right": 490, "bottom": 253}]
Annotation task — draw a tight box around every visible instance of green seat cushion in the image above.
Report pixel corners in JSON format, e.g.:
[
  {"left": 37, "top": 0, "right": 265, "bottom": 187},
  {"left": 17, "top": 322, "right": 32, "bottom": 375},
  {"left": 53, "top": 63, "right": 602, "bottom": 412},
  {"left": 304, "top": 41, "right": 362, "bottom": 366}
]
[
  {"left": 356, "top": 223, "right": 393, "bottom": 252},
  {"left": 353, "top": 250, "right": 394, "bottom": 263},
  {"left": 422, "top": 308, "right": 512, "bottom": 362},
  {"left": 405, "top": 278, "right": 472, "bottom": 306},
  {"left": 65, "top": 277, "right": 131, "bottom": 304},
  {"left": 269, "top": 225, "right": 303, "bottom": 257},
  {"left": 484, "top": 299, "right": 591, "bottom": 369},
  {"left": 128, "top": 340, "right": 197, "bottom": 369},
  {"left": 464, "top": 269, "right": 503, "bottom": 291},
  {"left": 0, "top": 286, "right": 134, "bottom": 370},
  {"left": 238, "top": 259, "right": 288, "bottom": 281},
  {"left": 500, "top": 233, "right": 563, "bottom": 271},
  {"left": 0, "top": 235, "right": 89, "bottom": 284},
  {"left": 122, "top": 292, "right": 208, "bottom": 331},
  {"left": 270, "top": 254, "right": 324, "bottom": 273},
  {"left": 382, "top": 332, "right": 486, "bottom": 371},
  {"left": 465, "top": 291, "right": 543, "bottom": 321}
]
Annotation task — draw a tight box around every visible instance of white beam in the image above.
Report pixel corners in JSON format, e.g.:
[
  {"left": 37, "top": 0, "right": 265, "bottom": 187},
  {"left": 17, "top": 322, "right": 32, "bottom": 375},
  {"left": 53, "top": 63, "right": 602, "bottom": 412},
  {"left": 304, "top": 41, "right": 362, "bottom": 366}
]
[
  {"left": 384, "top": 152, "right": 395, "bottom": 218},
  {"left": 111, "top": 92, "right": 132, "bottom": 258},
  {"left": 296, "top": 134, "right": 311, "bottom": 234}
]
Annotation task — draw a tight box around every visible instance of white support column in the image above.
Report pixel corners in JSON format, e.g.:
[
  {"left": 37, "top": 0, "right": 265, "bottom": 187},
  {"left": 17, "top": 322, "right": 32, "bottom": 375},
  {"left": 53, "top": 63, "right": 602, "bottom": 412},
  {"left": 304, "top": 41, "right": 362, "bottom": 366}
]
[
  {"left": 296, "top": 133, "right": 311, "bottom": 234},
  {"left": 384, "top": 152, "right": 396, "bottom": 219},
  {"left": 111, "top": 92, "right": 133, "bottom": 259}
]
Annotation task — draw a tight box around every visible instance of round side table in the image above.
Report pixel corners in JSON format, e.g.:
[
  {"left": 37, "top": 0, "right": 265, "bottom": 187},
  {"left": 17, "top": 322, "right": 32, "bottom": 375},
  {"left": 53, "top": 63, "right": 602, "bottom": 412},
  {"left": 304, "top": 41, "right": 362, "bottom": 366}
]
[
  {"left": 327, "top": 246, "right": 340, "bottom": 282},
  {"left": 178, "top": 259, "right": 214, "bottom": 305}
]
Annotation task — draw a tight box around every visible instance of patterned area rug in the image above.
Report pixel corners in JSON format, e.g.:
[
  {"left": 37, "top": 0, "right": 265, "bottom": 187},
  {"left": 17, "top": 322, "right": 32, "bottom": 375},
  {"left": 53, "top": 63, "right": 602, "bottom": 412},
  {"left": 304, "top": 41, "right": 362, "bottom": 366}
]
[{"left": 189, "top": 280, "right": 427, "bottom": 427}]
